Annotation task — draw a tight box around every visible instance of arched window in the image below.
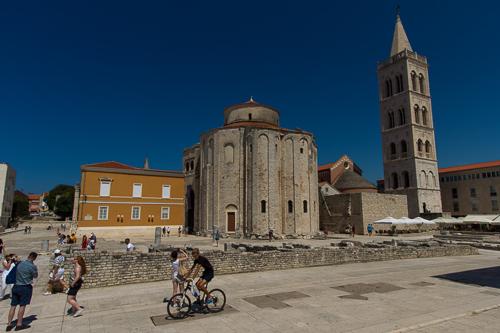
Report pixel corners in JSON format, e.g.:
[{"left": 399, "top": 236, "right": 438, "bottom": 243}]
[
  {"left": 190, "top": 160, "right": 194, "bottom": 170},
  {"left": 391, "top": 172, "right": 399, "bottom": 189},
  {"left": 425, "top": 141, "right": 432, "bottom": 158},
  {"left": 419, "top": 73, "right": 425, "bottom": 94},
  {"left": 261, "top": 200, "right": 266, "bottom": 213},
  {"left": 417, "top": 139, "right": 423, "bottom": 157},
  {"left": 414, "top": 105, "right": 420, "bottom": 124},
  {"left": 185, "top": 162, "right": 189, "bottom": 172},
  {"left": 420, "top": 170, "right": 427, "bottom": 188},
  {"left": 399, "top": 74, "right": 404, "bottom": 92},
  {"left": 398, "top": 108, "right": 405, "bottom": 125},
  {"left": 429, "top": 171, "right": 437, "bottom": 187},
  {"left": 288, "top": 200, "right": 293, "bottom": 213},
  {"left": 402, "top": 171, "right": 410, "bottom": 188},
  {"left": 388, "top": 111, "right": 395, "bottom": 128},
  {"left": 303, "top": 200, "right": 308, "bottom": 213},
  {"left": 401, "top": 140, "right": 407, "bottom": 158},
  {"left": 390, "top": 142, "right": 397, "bottom": 159},
  {"left": 422, "top": 107, "right": 428, "bottom": 126},
  {"left": 411, "top": 71, "right": 417, "bottom": 91}
]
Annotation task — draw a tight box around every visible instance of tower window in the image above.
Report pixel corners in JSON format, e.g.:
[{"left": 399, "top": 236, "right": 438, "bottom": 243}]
[
  {"left": 452, "top": 188, "right": 458, "bottom": 199},
  {"left": 411, "top": 71, "right": 417, "bottom": 91},
  {"left": 390, "top": 143, "right": 397, "bottom": 160},
  {"left": 300, "top": 148, "right": 304, "bottom": 154},
  {"left": 303, "top": 200, "right": 308, "bottom": 213},
  {"left": 422, "top": 107, "right": 428, "bottom": 126},
  {"left": 248, "top": 113, "right": 252, "bottom": 120},
  {"left": 491, "top": 186, "right": 498, "bottom": 197},
  {"left": 419, "top": 74, "right": 425, "bottom": 94},
  {"left": 417, "top": 139, "right": 423, "bottom": 156},
  {"left": 388, "top": 111, "right": 395, "bottom": 129},
  {"left": 425, "top": 141, "right": 432, "bottom": 158},
  {"left": 398, "top": 108, "right": 405, "bottom": 125},
  {"left": 261, "top": 200, "right": 266, "bottom": 213},
  {"left": 402, "top": 171, "right": 410, "bottom": 188},
  {"left": 401, "top": 140, "right": 407, "bottom": 158},
  {"left": 391, "top": 173, "right": 399, "bottom": 189},
  {"left": 288, "top": 200, "right": 293, "bottom": 213},
  {"left": 414, "top": 105, "right": 420, "bottom": 124}
]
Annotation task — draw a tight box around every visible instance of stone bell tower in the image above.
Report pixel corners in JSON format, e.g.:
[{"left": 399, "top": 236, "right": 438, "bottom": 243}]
[{"left": 377, "top": 12, "right": 442, "bottom": 217}]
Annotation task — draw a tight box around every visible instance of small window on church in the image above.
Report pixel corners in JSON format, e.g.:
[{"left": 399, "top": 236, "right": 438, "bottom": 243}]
[
  {"left": 303, "top": 200, "right": 308, "bottom": 213},
  {"left": 288, "top": 200, "right": 293, "bottom": 213},
  {"left": 249, "top": 113, "right": 252, "bottom": 120},
  {"left": 300, "top": 148, "right": 304, "bottom": 154},
  {"left": 419, "top": 74, "right": 425, "bottom": 94},
  {"left": 261, "top": 200, "right": 266, "bottom": 213}
]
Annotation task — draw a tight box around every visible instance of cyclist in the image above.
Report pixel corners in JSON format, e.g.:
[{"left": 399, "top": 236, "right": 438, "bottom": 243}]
[{"left": 187, "top": 248, "right": 214, "bottom": 303}]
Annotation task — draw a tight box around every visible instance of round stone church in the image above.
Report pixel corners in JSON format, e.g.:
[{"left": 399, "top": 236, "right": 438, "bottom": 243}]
[{"left": 183, "top": 98, "right": 319, "bottom": 237}]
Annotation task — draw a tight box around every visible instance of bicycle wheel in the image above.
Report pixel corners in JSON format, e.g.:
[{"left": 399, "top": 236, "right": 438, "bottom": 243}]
[
  {"left": 205, "top": 288, "right": 226, "bottom": 313},
  {"left": 167, "top": 293, "right": 192, "bottom": 319}
]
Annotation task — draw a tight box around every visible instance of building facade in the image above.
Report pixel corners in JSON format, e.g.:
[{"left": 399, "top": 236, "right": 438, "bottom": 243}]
[
  {"left": 377, "top": 13, "right": 442, "bottom": 217},
  {"left": 0, "top": 163, "right": 16, "bottom": 228},
  {"left": 184, "top": 99, "right": 319, "bottom": 237},
  {"left": 439, "top": 161, "right": 500, "bottom": 216},
  {"left": 76, "top": 161, "right": 184, "bottom": 229}
]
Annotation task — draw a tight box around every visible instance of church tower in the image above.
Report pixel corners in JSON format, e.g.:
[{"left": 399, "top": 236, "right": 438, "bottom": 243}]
[{"left": 377, "top": 12, "right": 442, "bottom": 217}]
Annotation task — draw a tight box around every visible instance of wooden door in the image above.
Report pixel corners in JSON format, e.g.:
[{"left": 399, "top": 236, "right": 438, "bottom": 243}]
[{"left": 227, "top": 212, "right": 236, "bottom": 232}]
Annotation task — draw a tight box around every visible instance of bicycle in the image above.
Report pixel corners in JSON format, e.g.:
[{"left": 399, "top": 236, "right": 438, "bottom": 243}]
[{"left": 167, "top": 278, "right": 226, "bottom": 319}]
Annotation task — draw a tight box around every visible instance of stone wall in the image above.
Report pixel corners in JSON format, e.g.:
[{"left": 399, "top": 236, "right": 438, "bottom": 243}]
[
  {"left": 319, "top": 192, "right": 408, "bottom": 234},
  {"left": 73, "top": 244, "right": 477, "bottom": 288}
]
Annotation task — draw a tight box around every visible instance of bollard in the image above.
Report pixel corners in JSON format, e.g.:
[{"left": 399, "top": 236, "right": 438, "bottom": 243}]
[
  {"left": 154, "top": 227, "right": 162, "bottom": 247},
  {"left": 41, "top": 240, "right": 49, "bottom": 252}
]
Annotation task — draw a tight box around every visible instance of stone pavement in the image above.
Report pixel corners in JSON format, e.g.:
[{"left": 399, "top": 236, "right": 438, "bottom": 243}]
[{"left": 1, "top": 247, "right": 500, "bottom": 332}]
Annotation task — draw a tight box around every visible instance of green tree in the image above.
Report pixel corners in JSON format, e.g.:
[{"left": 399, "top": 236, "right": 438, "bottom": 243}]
[
  {"left": 12, "top": 192, "right": 29, "bottom": 219},
  {"left": 47, "top": 184, "right": 75, "bottom": 219}
]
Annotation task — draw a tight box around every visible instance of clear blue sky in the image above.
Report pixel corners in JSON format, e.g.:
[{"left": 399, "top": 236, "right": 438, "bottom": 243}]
[{"left": 1, "top": 1, "right": 499, "bottom": 194}]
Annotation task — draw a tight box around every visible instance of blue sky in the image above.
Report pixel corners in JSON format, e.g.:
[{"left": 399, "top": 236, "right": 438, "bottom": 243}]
[{"left": 1, "top": 1, "right": 499, "bottom": 194}]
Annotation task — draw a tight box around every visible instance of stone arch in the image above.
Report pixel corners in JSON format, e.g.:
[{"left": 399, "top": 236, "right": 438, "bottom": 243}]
[
  {"left": 411, "top": 71, "right": 417, "bottom": 91},
  {"left": 414, "top": 104, "right": 420, "bottom": 124},
  {"left": 390, "top": 142, "right": 397, "bottom": 159},
  {"left": 398, "top": 108, "right": 405, "bottom": 125},
  {"left": 429, "top": 171, "right": 436, "bottom": 188},
  {"left": 425, "top": 140, "right": 432, "bottom": 158},
  {"left": 422, "top": 107, "right": 428, "bottom": 126},
  {"left": 400, "top": 140, "right": 408, "bottom": 158},
  {"left": 419, "top": 73, "right": 425, "bottom": 94}
]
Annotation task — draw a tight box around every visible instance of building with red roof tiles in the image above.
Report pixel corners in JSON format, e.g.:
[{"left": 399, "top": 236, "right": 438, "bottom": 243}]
[
  {"left": 75, "top": 159, "right": 185, "bottom": 230},
  {"left": 439, "top": 161, "right": 500, "bottom": 216}
]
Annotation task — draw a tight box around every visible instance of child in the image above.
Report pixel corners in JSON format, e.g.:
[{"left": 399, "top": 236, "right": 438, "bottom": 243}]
[{"left": 164, "top": 249, "right": 188, "bottom": 303}]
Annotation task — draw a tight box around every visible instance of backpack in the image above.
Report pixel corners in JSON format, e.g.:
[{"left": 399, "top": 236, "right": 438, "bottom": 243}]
[{"left": 6, "top": 264, "right": 17, "bottom": 285}]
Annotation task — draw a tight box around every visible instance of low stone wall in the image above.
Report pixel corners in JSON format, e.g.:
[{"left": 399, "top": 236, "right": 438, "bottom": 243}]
[{"left": 73, "top": 244, "right": 478, "bottom": 288}]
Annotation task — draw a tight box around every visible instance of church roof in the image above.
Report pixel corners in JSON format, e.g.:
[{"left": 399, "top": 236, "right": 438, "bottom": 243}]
[
  {"left": 224, "top": 98, "right": 280, "bottom": 115},
  {"left": 390, "top": 14, "right": 413, "bottom": 56},
  {"left": 333, "top": 170, "right": 377, "bottom": 191}
]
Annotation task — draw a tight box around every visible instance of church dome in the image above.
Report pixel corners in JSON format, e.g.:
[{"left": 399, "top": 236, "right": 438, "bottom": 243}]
[
  {"left": 334, "top": 170, "right": 377, "bottom": 193},
  {"left": 223, "top": 98, "right": 280, "bottom": 128}
]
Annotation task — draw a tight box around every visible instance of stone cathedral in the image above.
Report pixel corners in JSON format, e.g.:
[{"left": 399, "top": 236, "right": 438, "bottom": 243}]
[
  {"left": 183, "top": 99, "right": 320, "bottom": 237},
  {"left": 377, "top": 13, "right": 442, "bottom": 217}
]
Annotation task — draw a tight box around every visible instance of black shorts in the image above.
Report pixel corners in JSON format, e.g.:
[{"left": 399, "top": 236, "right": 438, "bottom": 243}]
[
  {"left": 68, "top": 278, "right": 83, "bottom": 296},
  {"left": 200, "top": 270, "right": 214, "bottom": 283},
  {"left": 11, "top": 285, "right": 33, "bottom": 306}
]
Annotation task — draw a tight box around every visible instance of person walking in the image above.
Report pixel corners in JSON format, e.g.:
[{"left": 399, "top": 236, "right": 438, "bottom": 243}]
[
  {"left": 6, "top": 252, "right": 38, "bottom": 331},
  {"left": 24, "top": 227, "right": 28, "bottom": 235},
  {"left": 66, "top": 256, "right": 86, "bottom": 317},
  {"left": 162, "top": 226, "right": 166, "bottom": 238},
  {"left": 166, "top": 226, "right": 170, "bottom": 237},
  {"left": 367, "top": 224, "right": 373, "bottom": 237},
  {"left": 28, "top": 227, "right": 31, "bottom": 234},
  {"left": 178, "top": 226, "right": 182, "bottom": 237},
  {"left": 214, "top": 229, "right": 220, "bottom": 247},
  {"left": 351, "top": 225, "right": 356, "bottom": 238},
  {"left": 0, "top": 239, "right": 5, "bottom": 256},
  {"left": 1, "top": 254, "right": 16, "bottom": 300},
  {"left": 268, "top": 229, "right": 273, "bottom": 242},
  {"left": 81, "top": 235, "right": 88, "bottom": 250}
]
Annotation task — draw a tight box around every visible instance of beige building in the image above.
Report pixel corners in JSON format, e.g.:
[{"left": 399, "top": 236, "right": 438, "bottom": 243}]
[
  {"left": 184, "top": 98, "right": 319, "bottom": 237},
  {"left": 76, "top": 161, "right": 184, "bottom": 230},
  {"left": 318, "top": 156, "right": 408, "bottom": 234},
  {"left": 439, "top": 161, "right": 500, "bottom": 216},
  {"left": 0, "top": 163, "right": 16, "bottom": 228},
  {"left": 377, "top": 13, "right": 442, "bottom": 217}
]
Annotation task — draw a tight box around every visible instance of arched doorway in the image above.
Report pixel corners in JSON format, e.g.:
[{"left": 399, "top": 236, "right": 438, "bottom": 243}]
[
  {"left": 186, "top": 186, "right": 195, "bottom": 234},
  {"left": 225, "top": 205, "right": 238, "bottom": 233}
]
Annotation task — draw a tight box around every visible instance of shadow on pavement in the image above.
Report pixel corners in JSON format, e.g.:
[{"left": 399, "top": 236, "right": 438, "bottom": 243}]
[{"left": 434, "top": 266, "right": 500, "bottom": 289}]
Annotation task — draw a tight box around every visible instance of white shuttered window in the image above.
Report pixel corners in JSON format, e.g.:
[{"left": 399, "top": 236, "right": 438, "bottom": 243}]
[
  {"left": 132, "top": 183, "right": 142, "bottom": 198},
  {"left": 100, "top": 181, "right": 111, "bottom": 197},
  {"left": 162, "top": 185, "right": 171, "bottom": 198}
]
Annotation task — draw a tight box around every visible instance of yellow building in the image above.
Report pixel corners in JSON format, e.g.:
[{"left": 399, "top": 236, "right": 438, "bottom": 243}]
[{"left": 75, "top": 161, "right": 184, "bottom": 229}]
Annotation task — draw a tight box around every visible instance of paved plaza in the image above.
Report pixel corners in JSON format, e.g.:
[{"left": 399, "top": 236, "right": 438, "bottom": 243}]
[{"left": 1, "top": 224, "right": 500, "bottom": 332}]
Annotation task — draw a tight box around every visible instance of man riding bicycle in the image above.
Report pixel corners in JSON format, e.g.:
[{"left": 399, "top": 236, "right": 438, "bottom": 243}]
[{"left": 186, "top": 248, "right": 214, "bottom": 303}]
